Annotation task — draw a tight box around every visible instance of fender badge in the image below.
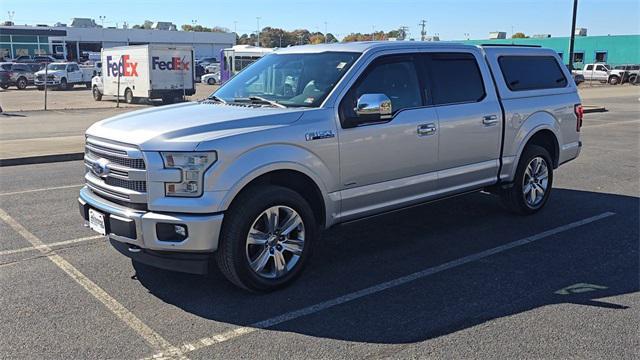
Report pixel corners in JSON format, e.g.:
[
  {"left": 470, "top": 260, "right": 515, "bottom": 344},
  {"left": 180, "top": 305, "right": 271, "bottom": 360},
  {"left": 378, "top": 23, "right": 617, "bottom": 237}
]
[{"left": 305, "top": 130, "right": 335, "bottom": 141}]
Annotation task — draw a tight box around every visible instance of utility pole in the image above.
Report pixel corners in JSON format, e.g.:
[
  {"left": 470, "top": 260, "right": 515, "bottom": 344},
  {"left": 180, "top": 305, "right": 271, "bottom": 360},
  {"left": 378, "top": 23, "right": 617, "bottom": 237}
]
[
  {"left": 399, "top": 25, "right": 409, "bottom": 40},
  {"left": 568, "top": 0, "right": 578, "bottom": 70},
  {"left": 256, "top": 17, "right": 261, "bottom": 46},
  {"left": 233, "top": 21, "right": 237, "bottom": 34},
  {"left": 418, "top": 19, "right": 427, "bottom": 41}
]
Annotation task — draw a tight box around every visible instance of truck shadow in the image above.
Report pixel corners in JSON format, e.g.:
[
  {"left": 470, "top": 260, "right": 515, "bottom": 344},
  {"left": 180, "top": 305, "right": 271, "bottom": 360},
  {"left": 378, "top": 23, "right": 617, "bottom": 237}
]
[{"left": 132, "top": 188, "right": 639, "bottom": 344}]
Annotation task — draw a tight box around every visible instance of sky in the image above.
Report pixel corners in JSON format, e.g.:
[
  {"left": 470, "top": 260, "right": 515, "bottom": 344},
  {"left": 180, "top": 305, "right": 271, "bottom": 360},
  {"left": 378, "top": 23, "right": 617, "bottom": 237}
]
[{"left": 2, "top": 0, "right": 639, "bottom": 40}]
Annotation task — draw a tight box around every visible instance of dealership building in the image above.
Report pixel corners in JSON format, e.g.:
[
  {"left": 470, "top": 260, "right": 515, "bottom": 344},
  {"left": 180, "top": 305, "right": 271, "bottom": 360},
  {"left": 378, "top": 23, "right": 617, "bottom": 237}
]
[
  {"left": 0, "top": 21, "right": 236, "bottom": 61},
  {"left": 462, "top": 33, "right": 640, "bottom": 67}
]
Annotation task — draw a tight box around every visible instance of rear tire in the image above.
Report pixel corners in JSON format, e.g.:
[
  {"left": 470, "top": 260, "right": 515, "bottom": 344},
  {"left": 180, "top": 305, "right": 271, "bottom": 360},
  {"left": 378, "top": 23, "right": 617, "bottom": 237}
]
[
  {"left": 1, "top": 84, "right": 9, "bottom": 89},
  {"left": 216, "top": 185, "right": 317, "bottom": 292},
  {"left": 608, "top": 75, "right": 620, "bottom": 85},
  {"left": 500, "top": 145, "right": 553, "bottom": 215},
  {"left": 207, "top": 77, "right": 216, "bottom": 85}
]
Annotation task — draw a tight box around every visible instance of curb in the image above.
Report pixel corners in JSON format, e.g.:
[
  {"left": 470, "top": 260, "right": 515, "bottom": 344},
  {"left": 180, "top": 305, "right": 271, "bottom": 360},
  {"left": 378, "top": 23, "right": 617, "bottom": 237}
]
[{"left": 0, "top": 153, "right": 84, "bottom": 167}]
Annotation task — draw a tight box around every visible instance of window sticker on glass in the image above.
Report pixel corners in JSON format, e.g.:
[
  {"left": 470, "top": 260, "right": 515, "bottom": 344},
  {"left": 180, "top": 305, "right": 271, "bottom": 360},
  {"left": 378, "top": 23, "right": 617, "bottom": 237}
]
[
  {"left": 304, "top": 97, "right": 315, "bottom": 104},
  {"left": 336, "top": 62, "right": 347, "bottom": 70}
]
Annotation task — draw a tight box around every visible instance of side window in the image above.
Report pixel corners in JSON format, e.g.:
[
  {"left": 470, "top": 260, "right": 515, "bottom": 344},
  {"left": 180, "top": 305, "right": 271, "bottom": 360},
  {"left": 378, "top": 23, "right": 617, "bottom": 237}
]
[
  {"left": 340, "top": 56, "right": 422, "bottom": 128},
  {"left": 425, "top": 53, "right": 485, "bottom": 105},
  {"left": 596, "top": 65, "right": 606, "bottom": 72},
  {"left": 499, "top": 56, "right": 568, "bottom": 91},
  {"left": 586, "top": 65, "right": 593, "bottom": 70}
]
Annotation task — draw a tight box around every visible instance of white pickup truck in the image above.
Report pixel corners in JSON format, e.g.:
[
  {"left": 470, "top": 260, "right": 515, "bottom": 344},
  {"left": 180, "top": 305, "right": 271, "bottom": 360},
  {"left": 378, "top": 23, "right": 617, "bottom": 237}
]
[
  {"left": 572, "top": 63, "right": 626, "bottom": 85},
  {"left": 34, "top": 62, "right": 94, "bottom": 90}
]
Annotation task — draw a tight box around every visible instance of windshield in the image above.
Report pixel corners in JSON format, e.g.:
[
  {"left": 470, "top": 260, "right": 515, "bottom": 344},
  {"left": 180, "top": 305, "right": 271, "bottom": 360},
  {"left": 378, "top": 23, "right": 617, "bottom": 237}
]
[
  {"left": 47, "top": 64, "right": 67, "bottom": 71},
  {"left": 212, "top": 52, "right": 360, "bottom": 108}
]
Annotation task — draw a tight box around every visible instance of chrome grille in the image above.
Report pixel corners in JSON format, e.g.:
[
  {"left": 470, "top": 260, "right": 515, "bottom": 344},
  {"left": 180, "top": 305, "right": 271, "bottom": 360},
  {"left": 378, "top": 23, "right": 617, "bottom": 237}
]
[
  {"left": 84, "top": 138, "right": 147, "bottom": 205},
  {"left": 86, "top": 147, "right": 145, "bottom": 169},
  {"left": 104, "top": 177, "right": 147, "bottom": 192}
]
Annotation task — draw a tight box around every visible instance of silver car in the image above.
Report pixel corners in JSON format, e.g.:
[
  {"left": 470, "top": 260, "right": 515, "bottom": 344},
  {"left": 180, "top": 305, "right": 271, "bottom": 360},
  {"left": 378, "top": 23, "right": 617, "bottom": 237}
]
[{"left": 79, "top": 42, "right": 582, "bottom": 292}]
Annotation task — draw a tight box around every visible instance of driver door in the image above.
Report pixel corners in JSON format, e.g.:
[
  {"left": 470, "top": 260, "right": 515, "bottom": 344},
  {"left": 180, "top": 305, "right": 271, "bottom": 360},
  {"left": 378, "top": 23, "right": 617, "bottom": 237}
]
[{"left": 337, "top": 54, "right": 439, "bottom": 220}]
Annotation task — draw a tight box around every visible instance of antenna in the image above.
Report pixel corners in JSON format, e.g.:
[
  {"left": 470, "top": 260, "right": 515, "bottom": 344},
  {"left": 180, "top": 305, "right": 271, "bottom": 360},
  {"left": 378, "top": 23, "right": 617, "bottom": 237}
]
[{"left": 418, "top": 19, "right": 427, "bottom": 41}]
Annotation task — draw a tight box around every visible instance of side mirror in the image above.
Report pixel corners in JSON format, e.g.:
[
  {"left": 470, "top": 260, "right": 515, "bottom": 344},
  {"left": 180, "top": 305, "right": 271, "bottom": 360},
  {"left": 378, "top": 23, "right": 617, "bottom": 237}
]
[{"left": 355, "top": 93, "right": 392, "bottom": 119}]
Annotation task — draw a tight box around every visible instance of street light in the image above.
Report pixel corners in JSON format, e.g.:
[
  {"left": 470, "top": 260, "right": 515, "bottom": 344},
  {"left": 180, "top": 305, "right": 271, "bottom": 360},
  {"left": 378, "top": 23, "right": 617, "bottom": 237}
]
[
  {"left": 256, "top": 17, "right": 261, "bottom": 46},
  {"left": 99, "top": 16, "right": 106, "bottom": 28}
]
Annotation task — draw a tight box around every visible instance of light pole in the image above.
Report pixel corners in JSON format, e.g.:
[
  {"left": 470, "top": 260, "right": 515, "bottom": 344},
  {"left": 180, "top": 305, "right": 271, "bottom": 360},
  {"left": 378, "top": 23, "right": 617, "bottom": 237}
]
[
  {"left": 464, "top": 32, "right": 470, "bottom": 40},
  {"left": 324, "top": 21, "right": 328, "bottom": 43},
  {"left": 99, "top": 16, "right": 106, "bottom": 28},
  {"left": 256, "top": 17, "right": 261, "bottom": 46},
  {"left": 191, "top": 19, "right": 197, "bottom": 30},
  {"left": 568, "top": 0, "right": 579, "bottom": 69},
  {"left": 233, "top": 21, "right": 237, "bottom": 35}
]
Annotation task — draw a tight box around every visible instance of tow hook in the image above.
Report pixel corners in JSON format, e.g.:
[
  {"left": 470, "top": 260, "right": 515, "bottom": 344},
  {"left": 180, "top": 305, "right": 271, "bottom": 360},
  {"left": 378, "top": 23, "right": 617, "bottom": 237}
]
[{"left": 127, "top": 244, "right": 142, "bottom": 253}]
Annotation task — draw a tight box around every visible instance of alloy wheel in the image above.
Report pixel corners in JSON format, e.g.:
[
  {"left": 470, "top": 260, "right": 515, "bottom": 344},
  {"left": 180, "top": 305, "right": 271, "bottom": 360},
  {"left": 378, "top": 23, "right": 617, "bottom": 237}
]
[
  {"left": 522, "top": 156, "right": 549, "bottom": 208},
  {"left": 245, "top": 205, "right": 305, "bottom": 279}
]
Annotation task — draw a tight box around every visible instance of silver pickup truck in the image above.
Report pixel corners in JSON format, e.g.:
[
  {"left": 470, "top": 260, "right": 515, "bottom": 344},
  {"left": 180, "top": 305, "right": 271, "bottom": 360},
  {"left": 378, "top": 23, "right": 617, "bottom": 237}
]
[{"left": 79, "top": 42, "right": 583, "bottom": 292}]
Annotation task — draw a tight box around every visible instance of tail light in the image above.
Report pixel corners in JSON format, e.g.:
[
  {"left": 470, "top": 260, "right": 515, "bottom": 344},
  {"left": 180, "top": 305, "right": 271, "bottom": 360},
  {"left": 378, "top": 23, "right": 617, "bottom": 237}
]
[{"left": 574, "top": 104, "right": 583, "bottom": 132}]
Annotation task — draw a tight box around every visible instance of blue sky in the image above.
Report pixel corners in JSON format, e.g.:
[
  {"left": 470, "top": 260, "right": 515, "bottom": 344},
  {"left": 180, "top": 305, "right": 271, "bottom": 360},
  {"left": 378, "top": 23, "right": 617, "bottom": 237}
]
[{"left": 2, "top": 0, "right": 639, "bottom": 40}]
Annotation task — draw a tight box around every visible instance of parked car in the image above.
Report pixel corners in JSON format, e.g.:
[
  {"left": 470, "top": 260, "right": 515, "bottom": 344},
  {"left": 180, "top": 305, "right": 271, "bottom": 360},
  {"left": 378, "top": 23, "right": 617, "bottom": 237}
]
[
  {"left": 573, "top": 63, "right": 626, "bottom": 85},
  {"left": 196, "top": 57, "right": 218, "bottom": 67},
  {"left": 14, "top": 55, "right": 33, "bottom": 63},
  {"left": 0, "top": 62, "right": 12, "bottom": 89},
  {"left": 613, "top": 64, "right": 640, "bottom": 84},
  {"left": 201, "top": 72, "right": 219, "bottom": 85},
  {"left": 195, "top": 63, "right": 205, "bottom": 82},
  {"left": 34, "top": 62, "right": 93, "bottom": 90},
  {"left": 205, "top": 62, "right": 220, "bottom": 74},
  {"left": 8, "top": 62, "right": 44, "bottom": 89},
  {"left": 33, "top": 55, "right": 57, "bottom": 63},
  {"left": 79, "top": 42, "right": 582, "bottom": 292}
]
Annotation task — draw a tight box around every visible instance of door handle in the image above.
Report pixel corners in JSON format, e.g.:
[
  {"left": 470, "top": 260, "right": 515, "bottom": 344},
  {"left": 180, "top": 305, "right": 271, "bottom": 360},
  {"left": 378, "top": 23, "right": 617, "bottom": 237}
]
[
  {"left": 417, "top": 123, "right": 437, "bottom": 136},
  {"left": 482, "top": 115, "right": 499, "bottom": 126}
]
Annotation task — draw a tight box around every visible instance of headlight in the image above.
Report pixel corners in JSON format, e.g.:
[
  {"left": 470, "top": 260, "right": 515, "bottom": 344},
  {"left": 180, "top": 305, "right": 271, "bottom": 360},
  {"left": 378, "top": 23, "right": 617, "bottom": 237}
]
[{"left": 161, "top": 152, "right": 217, "bottom": 197}]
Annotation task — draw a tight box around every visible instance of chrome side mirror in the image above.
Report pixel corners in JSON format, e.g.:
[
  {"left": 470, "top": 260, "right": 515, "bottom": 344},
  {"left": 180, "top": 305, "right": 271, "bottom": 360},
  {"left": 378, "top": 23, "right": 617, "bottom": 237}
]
[{"left": 355, "top": 93, "right": 392, "bottom": 119}]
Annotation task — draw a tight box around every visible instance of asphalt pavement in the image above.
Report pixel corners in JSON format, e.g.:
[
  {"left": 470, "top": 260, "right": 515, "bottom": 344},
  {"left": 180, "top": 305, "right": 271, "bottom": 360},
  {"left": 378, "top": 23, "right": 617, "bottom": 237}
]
[{"left": 0, "top": 92, "right": 638, "bottom": 359}]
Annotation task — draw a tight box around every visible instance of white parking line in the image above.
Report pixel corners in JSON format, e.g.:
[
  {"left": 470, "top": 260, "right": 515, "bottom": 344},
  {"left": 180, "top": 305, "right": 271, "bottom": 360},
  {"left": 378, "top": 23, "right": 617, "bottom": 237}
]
[
  {"left": 0, "top": 235, "right": 103, "bottom": 256},
  {"left": 0, "top": 184, "right": 83, "bottom": 196},
  {"left": 146, "top": 211, "right": 615, "bottom": 360},
  {"left": 0, "top": 209, "right": 188, "bottom": 360}
]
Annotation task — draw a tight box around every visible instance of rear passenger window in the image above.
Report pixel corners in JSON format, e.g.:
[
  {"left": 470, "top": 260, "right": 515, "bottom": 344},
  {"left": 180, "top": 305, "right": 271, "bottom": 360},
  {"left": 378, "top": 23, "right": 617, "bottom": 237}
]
[
  {"left": 499, "top": 56, "right": 568, "bottom": 91},
  {"left": 425, "top": 53, "right": 485, "bottom": 105}
]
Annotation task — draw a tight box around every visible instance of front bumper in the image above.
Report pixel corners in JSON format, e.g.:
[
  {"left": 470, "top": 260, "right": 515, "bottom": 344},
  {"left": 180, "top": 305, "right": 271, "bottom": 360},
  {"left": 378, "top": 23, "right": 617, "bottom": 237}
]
[
  {"left": 78, "top": 186, "right": 224, "bottom": 274},
  {"left": 34, "top": 79, "right": 61, "bottom": 86}
]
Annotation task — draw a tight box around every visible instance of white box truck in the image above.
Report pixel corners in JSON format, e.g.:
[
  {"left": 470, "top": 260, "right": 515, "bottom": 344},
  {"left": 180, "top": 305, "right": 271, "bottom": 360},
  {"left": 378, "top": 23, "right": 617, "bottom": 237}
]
[{"left": 93, "top": 44, "right": 195, "bottom": 104}]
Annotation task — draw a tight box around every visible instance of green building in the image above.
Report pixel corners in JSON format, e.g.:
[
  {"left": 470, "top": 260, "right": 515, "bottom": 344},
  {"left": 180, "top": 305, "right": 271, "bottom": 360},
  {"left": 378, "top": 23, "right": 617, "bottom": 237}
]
[{"left": 462, "top": 34, "right": 640, "bottom": 67}]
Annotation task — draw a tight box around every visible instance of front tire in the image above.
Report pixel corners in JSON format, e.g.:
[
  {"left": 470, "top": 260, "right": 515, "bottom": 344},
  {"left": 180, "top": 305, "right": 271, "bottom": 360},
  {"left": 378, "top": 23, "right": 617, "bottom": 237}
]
[
  {"left": 16, "top": 77, "right": 27, "bottom": 90},
  {"left": 92, "top": 86, "right": 102, "bottom": 101},
  {"left": 124, "top": 88, "right": 135, "bottom": 104},
  {"left": 207, "top": 77, "right": 216, "bottom": 85},
  {"left": 216, "top": 185, "right": 317, "bottom": 292},
  {"left": 500, "top": 145, "right": 553, "bottom": 215},
  {"left": 59, "top": 78, "right": 67, "bottom": 90}
]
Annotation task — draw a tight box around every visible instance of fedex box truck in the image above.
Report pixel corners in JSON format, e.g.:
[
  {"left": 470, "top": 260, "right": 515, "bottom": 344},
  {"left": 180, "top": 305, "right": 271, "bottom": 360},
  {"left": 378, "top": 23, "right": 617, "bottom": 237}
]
[{"left": 98, "top": 45, "right": 195, "bottom": 104}]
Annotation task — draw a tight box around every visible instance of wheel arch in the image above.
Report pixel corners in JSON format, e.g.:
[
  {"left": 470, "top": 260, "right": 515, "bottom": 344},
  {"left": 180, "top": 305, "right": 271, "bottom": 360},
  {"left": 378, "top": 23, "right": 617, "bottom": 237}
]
[{"left": 503, "top": 111, "right": 561, "bottom": 182}]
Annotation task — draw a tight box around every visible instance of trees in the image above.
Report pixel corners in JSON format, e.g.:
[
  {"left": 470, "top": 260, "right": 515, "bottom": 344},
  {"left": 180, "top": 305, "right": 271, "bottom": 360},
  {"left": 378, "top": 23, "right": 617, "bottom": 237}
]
[
  {"left": 512, "top": 32, "right": 528, "bottom": 38},
  {"left": 181, "top": 24, "right": 230, "bottom": 33}
]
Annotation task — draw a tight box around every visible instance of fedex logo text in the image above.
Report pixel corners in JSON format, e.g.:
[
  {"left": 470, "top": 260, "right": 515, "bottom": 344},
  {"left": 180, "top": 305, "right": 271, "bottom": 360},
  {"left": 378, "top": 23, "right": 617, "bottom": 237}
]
[
  {"left": 152, "top": 57, "right": 190, "bottom": 71},
  {"left": 106, "top": 55, "right": 139, "bottom": 77}
]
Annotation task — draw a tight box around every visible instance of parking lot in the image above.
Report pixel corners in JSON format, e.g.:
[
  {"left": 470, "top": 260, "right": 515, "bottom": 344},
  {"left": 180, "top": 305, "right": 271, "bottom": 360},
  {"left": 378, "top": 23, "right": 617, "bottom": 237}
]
[
  {"left": 0, "top": 89, "right": 638, "bottom": 359},
  {"left": 0, "top": 82, "right": 217, "bottom": 112}
]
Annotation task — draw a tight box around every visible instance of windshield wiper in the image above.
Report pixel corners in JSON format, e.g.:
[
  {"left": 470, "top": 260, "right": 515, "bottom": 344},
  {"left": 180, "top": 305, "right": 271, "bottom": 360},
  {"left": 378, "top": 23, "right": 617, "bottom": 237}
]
[
  {"left": 234, "top": 96, "right": 286, "bottom": 108},
  {"left": 208, "top": 95, "right": 227, "bottom": 104}
]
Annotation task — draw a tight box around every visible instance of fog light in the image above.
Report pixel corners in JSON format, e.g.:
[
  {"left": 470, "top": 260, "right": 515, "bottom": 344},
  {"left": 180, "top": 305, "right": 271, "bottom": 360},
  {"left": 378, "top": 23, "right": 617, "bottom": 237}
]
[
  {"left": 156, "top": 223, "right": 188, "bottom": 242},
  {"left": 174, "top": 225, "right": 187, "bottom": 237}
]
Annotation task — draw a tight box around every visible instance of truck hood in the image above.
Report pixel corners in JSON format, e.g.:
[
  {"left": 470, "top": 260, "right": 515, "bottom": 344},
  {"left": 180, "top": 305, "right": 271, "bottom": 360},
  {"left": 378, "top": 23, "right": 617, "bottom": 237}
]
[
  {"left": 86, "top": 101, "right": 305, "bottom": 151},
  {"left": 35, "top": 70, "right": 64, "bottom": 76}
]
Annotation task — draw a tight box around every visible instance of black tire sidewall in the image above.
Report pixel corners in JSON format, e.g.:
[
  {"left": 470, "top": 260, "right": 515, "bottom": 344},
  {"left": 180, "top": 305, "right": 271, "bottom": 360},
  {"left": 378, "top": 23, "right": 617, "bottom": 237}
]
[
  {"left": 125, "top": 89, "right": 133, "bottom": 104},
  {"left": 512, "top": 145, "right": 553, "bottom": 213},
  {"left": 93, "top": 86, "right": 102, "bottom": 101},
  {"left": 17, "top": 78, "right": 27, "bottom": 89},
  {"left": 207, "top": 78, "right": 215, "bottom": 85},
  {"left": 218, "top": 186, "right": 317, "bottom": 292}
]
